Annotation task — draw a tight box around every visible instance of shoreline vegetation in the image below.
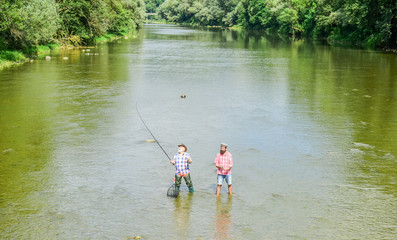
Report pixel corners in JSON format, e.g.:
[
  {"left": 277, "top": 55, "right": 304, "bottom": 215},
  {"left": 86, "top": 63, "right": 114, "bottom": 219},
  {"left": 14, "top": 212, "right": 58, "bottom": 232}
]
[
  {"left": 1, "top": 0, "right": 396, "bottom": 70},
  {"left": 2, "top": 22, "right": 396, "bottom": 71},
  {"left": 0, "top": 32, "right": 137, "bottom": 70},
  {"left": 0, "top": 0, "right": 145, "bottom": 70},
  {"left": 153, "top": 0, "right": 397, "bottom": 51},
  {"left": 148, "top": 20, "right": 397, "bottom": 53}
]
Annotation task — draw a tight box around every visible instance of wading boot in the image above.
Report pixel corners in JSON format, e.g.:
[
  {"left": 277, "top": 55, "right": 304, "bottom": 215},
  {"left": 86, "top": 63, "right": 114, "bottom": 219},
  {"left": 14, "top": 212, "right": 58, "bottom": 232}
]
[
  {"left": 189, "top": 186, "right": 194, "bottom": 193},
  {"left": 175, "top": 186, "right": 180, "bottom": 194}
]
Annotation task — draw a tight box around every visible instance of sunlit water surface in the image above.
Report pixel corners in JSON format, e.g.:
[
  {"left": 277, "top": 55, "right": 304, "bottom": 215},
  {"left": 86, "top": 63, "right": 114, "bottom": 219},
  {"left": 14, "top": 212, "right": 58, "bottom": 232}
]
[{"left": 1, "top": 24, "right": 396, "bottom": 239}]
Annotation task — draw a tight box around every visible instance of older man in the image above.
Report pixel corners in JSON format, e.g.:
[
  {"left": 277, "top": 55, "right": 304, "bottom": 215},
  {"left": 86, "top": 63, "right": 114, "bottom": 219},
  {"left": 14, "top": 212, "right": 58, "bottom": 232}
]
[
  {"left": 170, "top": 144, "right": 194, "bottom": 193},
  {"left": 214, "top": 143, "right": 233, "bottom": 195}
]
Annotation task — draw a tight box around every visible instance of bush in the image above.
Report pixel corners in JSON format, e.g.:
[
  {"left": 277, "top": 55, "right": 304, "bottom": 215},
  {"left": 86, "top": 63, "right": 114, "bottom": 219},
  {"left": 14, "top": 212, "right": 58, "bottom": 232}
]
[
  {"left": 36, "top": 45, "right": 51, "bottom": 54},
  {"left": 94, "top": 34, "right": 118, "bottom": 43},
  {"left": 48, "top": 43, "right": 61, "bottom": 50},
  {"left": 0, "top": 51, "right": 26, "bottom": 62}
]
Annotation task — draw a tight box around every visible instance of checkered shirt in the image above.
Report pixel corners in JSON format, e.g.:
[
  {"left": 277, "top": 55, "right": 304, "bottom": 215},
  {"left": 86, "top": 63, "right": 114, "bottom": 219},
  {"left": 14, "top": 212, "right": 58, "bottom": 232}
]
[
  {"left": 173, "top": 152, "right": 191, "bottom": 175},
  {"left": 215, "top": 151, "right": 233, "bottom": 175}
]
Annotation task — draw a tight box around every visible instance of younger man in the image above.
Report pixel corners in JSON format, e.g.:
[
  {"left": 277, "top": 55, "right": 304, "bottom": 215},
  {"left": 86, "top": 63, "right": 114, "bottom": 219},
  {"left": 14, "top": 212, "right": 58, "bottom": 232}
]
[{"left": 214, "top": 143, "right": 233, "bottom": 195}]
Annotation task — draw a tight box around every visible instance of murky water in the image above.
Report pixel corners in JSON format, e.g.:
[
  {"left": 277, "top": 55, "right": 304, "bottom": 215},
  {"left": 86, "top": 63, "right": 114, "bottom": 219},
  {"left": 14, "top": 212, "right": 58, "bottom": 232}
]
[{"left": 1, "top": 24, "right": 396, "bottom": 239}]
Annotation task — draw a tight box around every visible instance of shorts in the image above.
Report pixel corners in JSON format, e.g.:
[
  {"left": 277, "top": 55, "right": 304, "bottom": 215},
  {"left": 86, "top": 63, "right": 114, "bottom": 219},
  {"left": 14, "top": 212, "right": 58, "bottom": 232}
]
[{"left": 217, "top": 174, "right": 232, "bottom": 186}]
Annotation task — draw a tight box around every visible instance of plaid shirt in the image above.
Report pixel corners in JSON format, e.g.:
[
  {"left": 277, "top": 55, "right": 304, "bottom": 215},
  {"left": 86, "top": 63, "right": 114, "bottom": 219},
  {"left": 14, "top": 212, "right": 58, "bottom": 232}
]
[
  {"left": 215, "top": 151, "right": 233, "bottom": 175},
  {"left": 173, "top": 152, "right": 191, "bottom": 176}
]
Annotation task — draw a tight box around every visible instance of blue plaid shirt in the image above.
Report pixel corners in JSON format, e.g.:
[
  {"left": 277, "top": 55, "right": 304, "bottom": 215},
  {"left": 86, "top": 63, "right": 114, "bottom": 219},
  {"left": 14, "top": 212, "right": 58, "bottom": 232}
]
[{"left": 173, "top": 152, "right": 191, "bottom": 176}]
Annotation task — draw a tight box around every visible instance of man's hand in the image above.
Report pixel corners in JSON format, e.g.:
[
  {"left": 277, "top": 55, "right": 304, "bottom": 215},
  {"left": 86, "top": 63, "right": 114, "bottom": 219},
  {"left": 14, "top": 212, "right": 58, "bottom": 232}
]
[{"left": 170, "top": 160, "right": 175, "bottom": 165}]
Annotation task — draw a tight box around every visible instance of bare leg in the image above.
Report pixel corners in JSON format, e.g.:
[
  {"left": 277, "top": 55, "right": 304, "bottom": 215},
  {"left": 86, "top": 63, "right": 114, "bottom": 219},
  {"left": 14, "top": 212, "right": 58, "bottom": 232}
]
[
  {"left": 228, "top": 185, "right": 232, "bottom": 195},
  {"left": 216, "top": 185, "right": 221, "bottom": 195}
]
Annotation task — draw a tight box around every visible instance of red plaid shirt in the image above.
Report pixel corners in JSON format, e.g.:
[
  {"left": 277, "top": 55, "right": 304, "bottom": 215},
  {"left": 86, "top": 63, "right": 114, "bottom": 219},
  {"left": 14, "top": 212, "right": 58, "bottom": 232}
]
[{"left": 215, "top": 151, "right": 233, "bottom": 175}]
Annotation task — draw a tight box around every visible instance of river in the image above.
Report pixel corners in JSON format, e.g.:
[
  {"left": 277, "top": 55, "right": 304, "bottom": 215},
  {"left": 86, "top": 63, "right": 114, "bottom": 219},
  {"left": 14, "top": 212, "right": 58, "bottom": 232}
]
[{"left": 0, "top": 24, "right": 396, "bottom": 239}]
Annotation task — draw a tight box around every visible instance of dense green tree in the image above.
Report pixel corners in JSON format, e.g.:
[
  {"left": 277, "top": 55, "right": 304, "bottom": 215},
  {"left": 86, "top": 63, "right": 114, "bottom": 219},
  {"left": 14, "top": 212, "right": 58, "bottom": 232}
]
[
  {"left": 314, "top": 0, "right": 397, "bottom": 48},
  {"left": 236, "top": 0, "right": 271, "bottom": 29},
  {"left": 145, "top": 0, "right": 166, "bottom": 13},
  {"left": 0, "top": 0, "right": 395, "bottom": 50},
  {"left": 22, "top": 0, "right": 59, "bottom": 46},
  {"left": 0, "top": 0, "right": 59, "bottom": 48},
  {"left": 157, "top": 0, "right": 396, "bottom": 49},
  {"left": 0, "top": 1, "right": 23, "bottom": 49},
  {"left": 107, "top": 0, "right": 146, "bottom": 33},
  {"left": 57, "top": 0, "right": 113, "bottom": 40},
  {"left": 157, "top": 0, "right": 183, "bottom": 22},
  {"left": 0, "top": 0, "right": 145, "bottom": 50},
  {"left": 158, "top": 0, "right": 239, "bottom": 26}
]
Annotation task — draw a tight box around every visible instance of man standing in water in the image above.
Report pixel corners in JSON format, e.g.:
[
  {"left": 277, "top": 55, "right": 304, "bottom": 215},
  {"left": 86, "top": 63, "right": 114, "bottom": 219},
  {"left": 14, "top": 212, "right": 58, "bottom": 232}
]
[
  {"left": 170, "top": 144, "right": 194, "bottom": 193},
  {"left": 215, "top": 143, "right": 233, "bottom": 195}
]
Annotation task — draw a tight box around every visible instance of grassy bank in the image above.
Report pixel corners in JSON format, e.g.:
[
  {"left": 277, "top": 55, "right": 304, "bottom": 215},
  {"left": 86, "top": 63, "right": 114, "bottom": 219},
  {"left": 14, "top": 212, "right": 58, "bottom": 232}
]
[
  {"left": 0, "top": 50, "right": 27, "bottom": 70},
  {"left": 0, "top": 32, "right": 136, "bottom": 71},
  {"left": 0, "top": 44, "right": 62, "bottom": 70}
]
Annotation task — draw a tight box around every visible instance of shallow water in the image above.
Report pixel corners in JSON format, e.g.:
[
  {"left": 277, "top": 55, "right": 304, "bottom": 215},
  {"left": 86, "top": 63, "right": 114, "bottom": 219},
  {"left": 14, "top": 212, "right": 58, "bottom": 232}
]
[{"left": 0, "top": 24, "right": 396, "bottom": 239}]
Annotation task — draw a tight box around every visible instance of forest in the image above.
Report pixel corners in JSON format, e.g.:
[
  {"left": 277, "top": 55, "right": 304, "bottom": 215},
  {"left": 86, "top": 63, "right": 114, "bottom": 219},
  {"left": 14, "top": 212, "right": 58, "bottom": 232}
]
[
  {"left": 156, "top": 0, "right": 397, "bottom": 49},
  {"left": 0, "top": 0, "right": 396, "bottom": 63},
  {"left": 0, "top": 0, "right": 145, "bottom": 52}
]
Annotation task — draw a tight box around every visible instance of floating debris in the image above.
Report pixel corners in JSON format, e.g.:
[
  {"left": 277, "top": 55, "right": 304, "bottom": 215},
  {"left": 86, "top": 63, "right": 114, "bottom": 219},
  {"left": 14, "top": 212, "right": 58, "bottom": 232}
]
[
  {"left": 350, "top": 148, "right": 364, "bottom": 154},
  {"left": 383, "top": 153, "right": 395, "bottom": 160},
  {"left": 353, "top": 142, "right": 374, "bottom": 149},
  {"left": 63, "top": 57, "right": 69, "bottom": 60},
  {"left": 145, "top": 139, "right": 155, "bottom": 143},
  {"left": 2, "top": 148, "right": 13, "bottom": 154},
  {"left": 180, "top": 94, "right": 186, "bottom": 98},
  {"left": 127, "top": 236, "right": 141, "bottom": 240}
]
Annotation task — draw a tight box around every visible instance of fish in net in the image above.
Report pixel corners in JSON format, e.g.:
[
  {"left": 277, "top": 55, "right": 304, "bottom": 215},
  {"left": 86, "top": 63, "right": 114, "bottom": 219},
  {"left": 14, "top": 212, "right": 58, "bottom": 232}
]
[{"left": 167, "top": 183, "right": 179, "bottom": 198}]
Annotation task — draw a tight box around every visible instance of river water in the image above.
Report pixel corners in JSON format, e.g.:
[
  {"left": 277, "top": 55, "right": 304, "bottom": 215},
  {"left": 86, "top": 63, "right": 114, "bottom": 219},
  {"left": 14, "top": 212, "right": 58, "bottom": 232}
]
[{"left": 0, "top": 24, "right": 396, "bottom": 239}]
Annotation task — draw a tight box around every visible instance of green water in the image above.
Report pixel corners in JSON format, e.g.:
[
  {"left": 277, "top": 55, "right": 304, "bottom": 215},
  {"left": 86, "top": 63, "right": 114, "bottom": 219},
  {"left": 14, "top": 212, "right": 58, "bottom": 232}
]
[{"left": 0, "top": 24, "right": 396, "bottom": 239}]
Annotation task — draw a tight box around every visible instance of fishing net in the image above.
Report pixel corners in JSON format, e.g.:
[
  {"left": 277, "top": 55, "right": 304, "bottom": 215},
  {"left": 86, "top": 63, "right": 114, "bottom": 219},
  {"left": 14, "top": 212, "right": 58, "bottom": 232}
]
[{"left": 167, "top": 183, "right": 179, "bottom": 198}]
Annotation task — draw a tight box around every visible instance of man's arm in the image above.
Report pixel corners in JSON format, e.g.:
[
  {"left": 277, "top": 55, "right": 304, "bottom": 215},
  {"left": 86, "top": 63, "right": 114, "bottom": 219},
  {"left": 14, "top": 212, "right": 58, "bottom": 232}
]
[{"left": 215, "top": 155, "right": 222, "bottom": 169}]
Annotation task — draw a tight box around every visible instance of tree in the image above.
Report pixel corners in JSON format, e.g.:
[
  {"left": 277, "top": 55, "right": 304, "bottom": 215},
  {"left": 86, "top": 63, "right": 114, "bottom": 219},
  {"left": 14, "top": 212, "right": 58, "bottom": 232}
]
[{"left": 0, "top": 0, "right": 59, "bottom": 48}]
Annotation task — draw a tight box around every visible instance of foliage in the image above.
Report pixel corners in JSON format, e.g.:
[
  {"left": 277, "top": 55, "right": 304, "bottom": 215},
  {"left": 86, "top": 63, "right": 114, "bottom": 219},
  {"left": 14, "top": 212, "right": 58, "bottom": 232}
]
[
  {"left": 21, "top": 0, "right": 60, "bottom": 46},
  {"left": 314, "top": 0, "right": 397, "bottom": 48},
  {"left": 0, "top": 0, "right": 146, "bottom": 51},
  {"left": 158, "top": 0, "right": 239, "bottom": 26},
  {"left": 0, "top": 50, "right": 26, "bottom": 62},
  {"left": 94, "top": 33, "right": 117, "bottom": 43},
  {"left": 145, "top": 0, "right": 166, "bottom": 13},
  {"left": 56, "top": 0, "right": 145, "bottom": 42},
  {"left": 0, "top": 0, "right": 395, "bottom": 51},
  {"left": 47, "top": 43, "right": 61, "bottom": 50},
  {"left": 157, "top": 0, "right": 397, "bottom": 49},
  {"left": 0, "top": 0, "right": 59, "bottom": 49}
]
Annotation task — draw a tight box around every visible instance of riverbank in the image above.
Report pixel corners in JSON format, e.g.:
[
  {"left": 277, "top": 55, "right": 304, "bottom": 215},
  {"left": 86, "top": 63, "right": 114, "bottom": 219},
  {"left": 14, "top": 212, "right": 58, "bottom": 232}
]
[
  {"left": 0, "top": 33, "right": 136, "bottom": 71},
  {"left": 146, "top": 21, "right": 397, "bottom": 53}
]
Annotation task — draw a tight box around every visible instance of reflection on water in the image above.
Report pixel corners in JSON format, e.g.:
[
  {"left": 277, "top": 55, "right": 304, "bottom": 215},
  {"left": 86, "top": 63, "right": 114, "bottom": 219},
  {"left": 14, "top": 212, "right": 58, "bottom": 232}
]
[
  {"left": 215, "top": 196, "right": 232, "bottom": 240},
  {"left": 0, "top": 24, "right": 396, "bottom": 239},
  {"left": 173, "top": 194, "right": 193, "bottom": 238}
]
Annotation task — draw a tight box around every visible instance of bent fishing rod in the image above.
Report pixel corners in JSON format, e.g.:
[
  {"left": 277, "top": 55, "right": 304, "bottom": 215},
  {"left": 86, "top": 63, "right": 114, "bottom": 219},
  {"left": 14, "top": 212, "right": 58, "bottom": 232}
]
[{"left": 136, "top": 102, "right": 172, "bottom": 161}]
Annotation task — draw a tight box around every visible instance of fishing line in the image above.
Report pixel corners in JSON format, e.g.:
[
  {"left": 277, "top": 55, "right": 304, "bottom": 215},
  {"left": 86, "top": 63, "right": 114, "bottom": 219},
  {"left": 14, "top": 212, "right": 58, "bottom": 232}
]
[
  {"left": 136, "top": 102, "right": 179, "bottom": 197},
  {"left": 136, "top": 102, "right": 172, "bottom": 161}
]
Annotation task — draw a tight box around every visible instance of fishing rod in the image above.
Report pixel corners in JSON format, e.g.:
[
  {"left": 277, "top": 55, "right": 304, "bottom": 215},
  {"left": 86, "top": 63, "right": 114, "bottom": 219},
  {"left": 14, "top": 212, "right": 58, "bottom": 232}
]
[{"left": 136, "top": 102, "right": 172, "bottom": 161}]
